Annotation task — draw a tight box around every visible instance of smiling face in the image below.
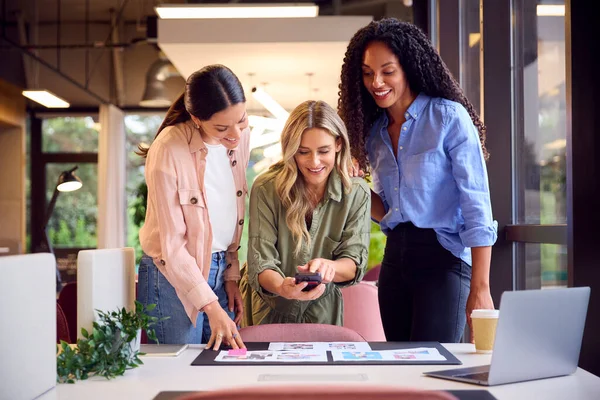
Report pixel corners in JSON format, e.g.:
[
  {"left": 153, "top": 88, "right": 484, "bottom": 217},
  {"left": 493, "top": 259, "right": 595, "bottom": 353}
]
[
  {"left": 192, "top": 102, "right": 248, "bottom": 150},
  {"left": 362, "top": 41, "right": 415, "bottom": 111},
  {"left": 294, "top": 127, "right": 341, "bottom": 191}
]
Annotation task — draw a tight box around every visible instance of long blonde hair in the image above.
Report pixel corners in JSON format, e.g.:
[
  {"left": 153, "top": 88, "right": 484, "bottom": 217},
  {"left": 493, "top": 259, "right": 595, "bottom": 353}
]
[{"left": 264, "top": 100, "right": 353, "bottom": 255}]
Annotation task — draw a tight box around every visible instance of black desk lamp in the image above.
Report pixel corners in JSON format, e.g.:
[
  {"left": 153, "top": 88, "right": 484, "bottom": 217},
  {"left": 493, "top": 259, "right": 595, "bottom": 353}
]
[{"left": 35, "top": 166, "right": 83, "bottom": 290}]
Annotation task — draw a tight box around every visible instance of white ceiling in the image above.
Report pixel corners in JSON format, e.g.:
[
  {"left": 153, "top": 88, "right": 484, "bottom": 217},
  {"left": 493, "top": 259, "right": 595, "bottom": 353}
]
[
  {"left": 160, "top": 42, "right": 352, "bottom": 111},
  {"left": 158, "top": 16, "right": 372, "bottom": 113}
]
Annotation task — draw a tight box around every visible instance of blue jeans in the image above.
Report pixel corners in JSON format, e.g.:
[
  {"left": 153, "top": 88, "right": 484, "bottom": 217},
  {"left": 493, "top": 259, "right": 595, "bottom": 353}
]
[
  {"left": 378, "top": 222, "right": 472, "bottom": 343},
  {"left": 137, "top": 251, "right": 234, "bottom": 344}
]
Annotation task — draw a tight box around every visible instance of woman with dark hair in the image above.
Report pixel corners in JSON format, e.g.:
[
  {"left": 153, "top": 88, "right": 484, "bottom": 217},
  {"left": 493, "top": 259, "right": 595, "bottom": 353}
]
[
  {"left": 338, "top": 19, "right": 497, "bottom": 343},
  {"left": 137, "top": 64, "right": 248, "bottom": 349}
]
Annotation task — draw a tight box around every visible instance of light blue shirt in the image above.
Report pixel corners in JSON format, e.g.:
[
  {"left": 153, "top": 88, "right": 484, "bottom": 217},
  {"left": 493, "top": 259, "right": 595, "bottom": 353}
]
[{"left": 367, "top": 93, "right": 497, "bottom": 265}]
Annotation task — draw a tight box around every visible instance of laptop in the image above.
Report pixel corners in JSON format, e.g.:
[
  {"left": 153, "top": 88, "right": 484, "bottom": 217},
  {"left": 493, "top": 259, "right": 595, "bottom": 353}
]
[{"left": 424, "top": 287, "right": 590, "bottom": 386}]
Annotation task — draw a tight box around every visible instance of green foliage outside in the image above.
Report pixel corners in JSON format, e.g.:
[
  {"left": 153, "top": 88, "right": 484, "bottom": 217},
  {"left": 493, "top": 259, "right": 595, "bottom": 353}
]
[
  {"left": 124, "top": 114, "right": 164, "bottom": 265},
  {"left": 43, "top": 117, "right": 98, "bottom": 248}
]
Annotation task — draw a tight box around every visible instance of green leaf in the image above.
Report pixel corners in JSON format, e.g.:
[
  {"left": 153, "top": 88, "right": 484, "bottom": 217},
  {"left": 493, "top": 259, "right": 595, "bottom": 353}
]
[{"left": 56, "top": 302, "right": 159, "bottom": 384}]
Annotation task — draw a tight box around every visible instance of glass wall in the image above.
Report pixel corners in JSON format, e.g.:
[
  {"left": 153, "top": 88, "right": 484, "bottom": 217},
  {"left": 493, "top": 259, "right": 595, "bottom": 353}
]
[
  {"left": 517, "top": 0, "right": 567, "bottom": 226},
  {"left": 516, "top": 0, "right": 567, "bottom": 288},
  {"left": 42, "top": 116, "right": 98, "bottom": 152},
  {"left": 34, "top": 115, "right": 99, "bottom": 284},
  {"left": 455, "top": 0, "right": 568, "bottom": 293},
  {"left": 461, "top": 0, "right": 483, "bottom": 116},
  {"left": 45, "top": 163, "right": 98, "bottom": 248},
  {"left": 124, "top": 113, "right": 165, "bottom": 264},
  {"left": 41, "top": 117, "right": 99, "bottom": 249}
]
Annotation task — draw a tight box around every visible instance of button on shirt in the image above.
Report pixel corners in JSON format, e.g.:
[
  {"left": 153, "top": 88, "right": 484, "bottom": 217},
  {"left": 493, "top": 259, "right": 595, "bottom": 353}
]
[{"left": 367, "top": 93, "right": 497, "bottom": 265}]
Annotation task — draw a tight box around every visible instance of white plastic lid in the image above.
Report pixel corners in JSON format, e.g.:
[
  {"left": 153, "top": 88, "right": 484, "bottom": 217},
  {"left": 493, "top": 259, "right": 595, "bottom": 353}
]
[{"left": 471, "top": 309, "right": 499, "bottom": 319}]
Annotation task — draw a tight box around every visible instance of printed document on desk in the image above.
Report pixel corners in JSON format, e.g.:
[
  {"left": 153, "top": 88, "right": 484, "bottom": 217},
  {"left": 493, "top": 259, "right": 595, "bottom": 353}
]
[
  {"left": 331, "top": 347, "right": 447, "bottom": 362},
  {"left": 215, "top": 350, "right": 328, "bottom": 363},
  {"left": 268, "top": 342, "right": 372, "bottom": 352}
]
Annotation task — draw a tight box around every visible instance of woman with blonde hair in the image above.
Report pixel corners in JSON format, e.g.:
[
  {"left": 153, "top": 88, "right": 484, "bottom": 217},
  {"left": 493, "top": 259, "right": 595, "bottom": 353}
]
[{"left": 246, "top": 100, "right": 371, "bottom": 325}]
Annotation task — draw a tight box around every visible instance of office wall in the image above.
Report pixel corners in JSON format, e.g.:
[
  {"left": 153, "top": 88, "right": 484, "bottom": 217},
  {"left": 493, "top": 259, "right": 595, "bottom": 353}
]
[{"left": 0, "top": 79, "right": 26, "bottom": 250}]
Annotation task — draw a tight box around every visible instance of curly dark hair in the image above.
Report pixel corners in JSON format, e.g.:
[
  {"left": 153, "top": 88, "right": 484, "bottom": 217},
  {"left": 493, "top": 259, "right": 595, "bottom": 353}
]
[{"left": 338, "top": 18, "right": 488, "bottom": 172}]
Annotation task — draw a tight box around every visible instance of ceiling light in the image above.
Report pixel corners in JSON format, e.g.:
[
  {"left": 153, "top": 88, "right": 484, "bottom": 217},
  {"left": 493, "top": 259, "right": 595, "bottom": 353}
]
[
  {"left": 22, "top": 90, "right": 70, "bottom": 108},
  {"left": 251, "top": 87, "right": 289, "bottom": 121},
  {"left": 536, "top": 5, "right": 565, "bottom": 17},
  {"left": 155, "top": 3, "right": 319, "bottom": 19},
  {"left": 140, "top": 53, "right": 181, "bottom": 108}
]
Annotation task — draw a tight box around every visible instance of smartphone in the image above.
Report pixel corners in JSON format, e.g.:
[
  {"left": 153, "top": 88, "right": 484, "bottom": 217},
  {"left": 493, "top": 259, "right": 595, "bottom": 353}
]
[{"left": 294, "top": 272, "right": 322, "bottom": 292}]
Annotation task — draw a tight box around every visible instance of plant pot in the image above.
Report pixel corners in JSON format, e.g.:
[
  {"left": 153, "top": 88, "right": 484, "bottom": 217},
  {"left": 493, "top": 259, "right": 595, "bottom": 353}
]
[
  {"left": 112, "top": 328, "right": 142, "bottom": 361},
  {"left": 129, "top": 329, "right": 142, "bottom": 354}
]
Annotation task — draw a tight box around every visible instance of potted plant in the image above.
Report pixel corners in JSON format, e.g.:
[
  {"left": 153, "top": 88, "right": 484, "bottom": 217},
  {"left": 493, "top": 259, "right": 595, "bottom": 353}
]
[{"left": 57, "top": 300, "right": 167, "bottom": 383}]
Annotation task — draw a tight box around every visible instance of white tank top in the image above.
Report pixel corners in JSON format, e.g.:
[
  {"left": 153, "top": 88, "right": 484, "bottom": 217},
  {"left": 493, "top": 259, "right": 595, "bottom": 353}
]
[{"left": 203, "top": 143, "right": 237, "bottom": 253}]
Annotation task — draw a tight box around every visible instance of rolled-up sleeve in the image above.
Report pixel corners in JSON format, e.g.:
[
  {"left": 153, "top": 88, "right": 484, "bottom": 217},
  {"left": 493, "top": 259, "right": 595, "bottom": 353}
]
[
  {"left": 445, "top": 107, "right": 498, "bottom": 248},
  {"left": 247, "top": 182, "right": 285, "bottom": 298},
  {"left": 147, "top": 143, "right": 218, "bottom": 311},
  {"left": 333, "top": 182, "right": 372, "bottom": 288}
]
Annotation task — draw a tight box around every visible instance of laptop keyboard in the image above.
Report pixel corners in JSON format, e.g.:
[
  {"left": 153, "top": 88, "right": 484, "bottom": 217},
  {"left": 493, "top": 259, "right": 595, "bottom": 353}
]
[{"left": 457, "top": 372, "right": 489, "bottom": 381}]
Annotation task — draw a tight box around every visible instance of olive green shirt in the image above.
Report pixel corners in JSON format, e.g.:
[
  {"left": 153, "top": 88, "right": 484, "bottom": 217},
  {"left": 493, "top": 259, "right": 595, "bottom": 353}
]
[{"left": 247, "top": 169, "right": 371, "bottom": 326}]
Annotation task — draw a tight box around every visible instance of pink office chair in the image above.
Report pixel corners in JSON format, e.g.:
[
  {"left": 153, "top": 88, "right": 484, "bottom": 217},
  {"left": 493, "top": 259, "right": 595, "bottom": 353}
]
[
  {"left": 239, "top": 323, "right": 366, "bottom": 342},
  {"left": 341, "top": 281, "right": 386, "bottom": 341},
  {"left": 57, "top": 282, "right": 77, "bottom": 342},
  {"left": 56, "top": 302, "right": 71, "bottom": 344},
  {"left": 363, "top": 264, "right": 381, "bottom": 282},
  {"left": 176, "top": 386, "right": 458, "bottom": 400}
]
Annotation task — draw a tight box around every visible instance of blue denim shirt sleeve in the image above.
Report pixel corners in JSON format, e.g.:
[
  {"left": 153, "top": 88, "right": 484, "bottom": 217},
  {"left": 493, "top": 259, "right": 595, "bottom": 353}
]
[{"left": 444, "top": 105, "right": 498, "bottom": 248}]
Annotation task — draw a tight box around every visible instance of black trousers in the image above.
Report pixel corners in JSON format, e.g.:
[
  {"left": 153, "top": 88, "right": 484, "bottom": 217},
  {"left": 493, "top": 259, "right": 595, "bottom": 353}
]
[{"left": 378, "top": 222, "right": 471, "bottom": 343}]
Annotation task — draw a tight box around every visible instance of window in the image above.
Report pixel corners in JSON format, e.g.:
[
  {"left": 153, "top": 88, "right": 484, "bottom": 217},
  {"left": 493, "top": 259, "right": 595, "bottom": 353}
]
[
  {"left": 45, "top": 163, "right": 98, "bottom": 248},
  {"left": 460, "top": 0, "right": 483, "bottom": 116},
  {"left": 124, "top": 114, "right": 165, "bottom": 264},
  {"left": 521, "top": 243, "right": 568, "bottom": 289},
  {"left": 516, "top": 0, "right": 567, "bottom": 225},
  {"left": 30, "top": 114, "right": 99, "bottom": 285},
  {"left": 42, "top": 116, "right": 99, "bottom": 152}
]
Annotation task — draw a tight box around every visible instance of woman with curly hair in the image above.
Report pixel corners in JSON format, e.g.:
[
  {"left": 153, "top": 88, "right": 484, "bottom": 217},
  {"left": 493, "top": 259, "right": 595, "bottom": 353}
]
[
  {"left": 338, "top": 18, "right": 497, "bottom": 342},
  {"left": 246, "top": 100, "right": 371, "bottom": 325}
]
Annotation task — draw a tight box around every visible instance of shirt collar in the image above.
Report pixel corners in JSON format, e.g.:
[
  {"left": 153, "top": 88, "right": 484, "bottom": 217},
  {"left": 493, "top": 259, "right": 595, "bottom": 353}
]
[
  {"left": 187, "top": 120, "right": 207, "bottom": 154},
  {"left": 324, "top": 168, "right": 343, "bottom": 203},
  {"left": 406, "top": 92, "right": 430, "bottom": 120},
  {"left": 378, "top": 92, "right": 430, "bottom": 127}
]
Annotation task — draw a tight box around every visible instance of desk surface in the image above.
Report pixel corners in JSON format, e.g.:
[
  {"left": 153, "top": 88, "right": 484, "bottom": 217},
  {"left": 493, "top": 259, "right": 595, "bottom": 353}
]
[{"left": 39, "top": 344, "right": 600, "bottom": 400}]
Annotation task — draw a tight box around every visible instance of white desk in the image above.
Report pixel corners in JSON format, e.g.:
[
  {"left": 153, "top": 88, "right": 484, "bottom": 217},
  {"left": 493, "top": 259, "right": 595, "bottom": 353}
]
[{"left": 39, "top": 344, "right": 600, "bottom": 400}]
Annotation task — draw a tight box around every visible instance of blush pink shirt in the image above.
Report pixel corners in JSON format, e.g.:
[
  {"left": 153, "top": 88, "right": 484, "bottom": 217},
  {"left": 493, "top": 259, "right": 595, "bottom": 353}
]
[{"left": 139, "top": 120, "right": 250, "bottom": 325}]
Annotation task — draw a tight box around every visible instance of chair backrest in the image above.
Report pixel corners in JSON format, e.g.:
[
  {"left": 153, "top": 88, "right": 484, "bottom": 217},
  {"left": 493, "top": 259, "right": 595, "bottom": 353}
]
[
  {"left": 57, "top": 302, "right": 71, "bottom": 344},
  {"left": 176, "top": 386, "right": 458, "bottom": 400},
  {"left": 77, "top": 247, "right": 136, "bottom": 340},
  {"left": 239, "top": 323, "right": 366, "bottom": 342},
  {"left": 0, "top": 253, "right": 56, "bottom": 400},
  {"left": 363, "top": 264, "right": 381, "bottom": 282},
  {"left": 57, "top": 281, "right": 78, "bottom": 342},
  {"left": 341, "top": 281, "right": 386, "bottom": 341}
]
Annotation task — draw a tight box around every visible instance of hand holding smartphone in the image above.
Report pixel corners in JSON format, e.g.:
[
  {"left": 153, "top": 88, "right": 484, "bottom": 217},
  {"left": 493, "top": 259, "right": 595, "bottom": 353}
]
[{"left": 294, "top": 272, "right": 322, "bottom": 292}]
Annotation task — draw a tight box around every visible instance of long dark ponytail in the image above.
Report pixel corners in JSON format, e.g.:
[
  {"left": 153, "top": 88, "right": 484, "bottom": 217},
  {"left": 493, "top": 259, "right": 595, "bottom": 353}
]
[{"left": 137, "top": 64, "right": 245, "bottom": 157}]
